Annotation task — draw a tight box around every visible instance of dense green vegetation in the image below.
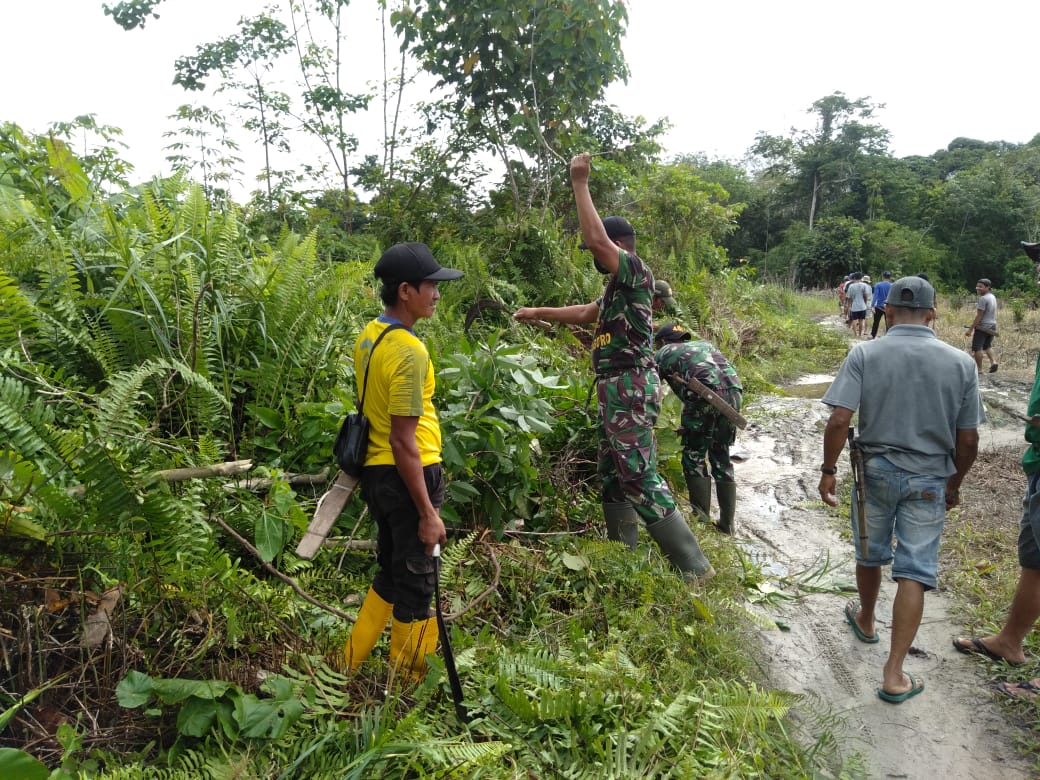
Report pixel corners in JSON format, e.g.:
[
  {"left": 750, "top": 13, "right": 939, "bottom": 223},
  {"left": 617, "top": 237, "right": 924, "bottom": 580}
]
[{"left": 2, "top": 1, "right": 1037, "bottom": 776}]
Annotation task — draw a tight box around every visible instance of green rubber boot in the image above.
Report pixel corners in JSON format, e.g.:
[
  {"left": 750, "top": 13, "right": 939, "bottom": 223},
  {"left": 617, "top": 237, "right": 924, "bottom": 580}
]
[
  {"left": 603, "top": 501, "right": 640, "bottom": 550},
  {"left": 685, "top": 475, "right": 713, "bottom": 523},
  {"left": 715, "top": 481, "right": 737, "bottom": 535},
  {"left": 646, "top": 509, "right": 715, "bottom": 583}
]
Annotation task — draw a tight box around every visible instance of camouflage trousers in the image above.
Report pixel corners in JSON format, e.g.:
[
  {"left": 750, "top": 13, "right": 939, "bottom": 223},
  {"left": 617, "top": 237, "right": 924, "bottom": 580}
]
[
  {"left": 680, "top": 388, "right": 742, "bottom": 482},
  {"left": 596, "top": 368, "right": 676, "bottom": 523}
]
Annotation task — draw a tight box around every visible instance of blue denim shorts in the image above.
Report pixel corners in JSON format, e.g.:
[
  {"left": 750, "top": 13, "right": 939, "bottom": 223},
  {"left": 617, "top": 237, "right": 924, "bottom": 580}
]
[
  {"left": 1017, "top": 472, "right": 1040, "bottom": 569},
  {"left": 851, "top": 455, "right": 947, "bottom": 590}
]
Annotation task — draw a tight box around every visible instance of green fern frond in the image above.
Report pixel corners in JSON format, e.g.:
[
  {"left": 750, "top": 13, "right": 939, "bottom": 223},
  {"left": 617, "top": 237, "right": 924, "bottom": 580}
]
[
  {"left": 0, "top": 373, "right": 56, "bottom": 459},
  {"left": 94, "top": 357, "right": 229, "bottom": 441},
  {"left": 496, "top": 646, "right": 574, "bottom": 690},
  {"left": 0, "top": 271, "right": 39, "bottom": 349},
  {"left": 178, "top": 183, "right": 210, "bottom": 243},
  {"left": 140, "top": 184, "right": 176, "bottom": 240},
  {"left": 440, "top": 530, "right": 476, "bottom": 579},
  {"left": 46, "top": 137, "right": 90, "bottom": 204},
  {"left": 703, "top": 679, "right": 796, "bottom": 731},
  {"left": 720, "top": 597, "right": 782, "bottom": 631},
  {"left": 74, "top": 441, "right": 138, "bottom": 525},
  {"left": 33, "top": 235, "right": 85, "bottom": 325}
]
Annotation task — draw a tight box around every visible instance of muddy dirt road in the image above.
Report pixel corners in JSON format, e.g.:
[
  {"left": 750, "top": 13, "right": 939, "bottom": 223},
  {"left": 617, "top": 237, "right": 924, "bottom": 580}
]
[{"left": 729, "top": 358, "right": 1035, "bottom": 778}]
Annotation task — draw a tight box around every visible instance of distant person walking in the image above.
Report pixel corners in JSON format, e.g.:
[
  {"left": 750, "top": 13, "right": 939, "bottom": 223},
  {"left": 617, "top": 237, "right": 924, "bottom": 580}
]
[
  {"left": 953, "top": 353, "right": 1040, "bottom": 696},
  {"left": 845, "top": 273, "right": 871, "bottom": 338},
  {"left": 819, "top": 276, "right": 984, "bottom": 704},
  {"left": 837, "top": 275, "right": 851, "bottom": 315},
  {"left": 869, "top": 271, "right": 893, "bottom": 338},
  {"left": 966, "top": 278, "right": 998, "bottom": 374}
]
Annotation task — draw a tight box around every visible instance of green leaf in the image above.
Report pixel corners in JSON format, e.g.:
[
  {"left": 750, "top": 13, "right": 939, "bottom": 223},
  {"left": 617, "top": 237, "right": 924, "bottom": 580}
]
[
  {"left": 255, "top": 510, "right": 287, "bottom": 562},
  {"left": 251, "top": 406, "right": 284, "bottom": 429},
  {"left": 150, "top": 677, "right": 233, "bottom": 705},
  {"left": 235, "top": 693, "right": 304, "bottom": 739},
  {"left": 116, "top": 670, "right": 155, "bottom": 708},
  {"left": 0, "top": 748, "right": 49, "bottom": 780},
  {"left": 176, "top": 696, "right": 220, "bottom": 738},
  {"left": 447, "top": 480, "right": 481, "bottom": 499},
  {"left": 561, "top": 552, "right": 588, "bottom": 571}
]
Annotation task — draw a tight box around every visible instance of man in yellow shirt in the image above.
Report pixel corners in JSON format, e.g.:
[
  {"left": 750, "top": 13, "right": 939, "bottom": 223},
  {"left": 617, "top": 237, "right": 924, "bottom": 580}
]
[{"left": 344, "top": 242, "right": 462, "bottom": 680}]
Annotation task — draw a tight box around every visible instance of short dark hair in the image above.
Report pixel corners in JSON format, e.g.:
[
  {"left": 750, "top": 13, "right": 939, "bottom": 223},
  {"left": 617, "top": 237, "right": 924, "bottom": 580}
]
[{"left": 379, "top": 278, "right": 423, "bottom": 306}]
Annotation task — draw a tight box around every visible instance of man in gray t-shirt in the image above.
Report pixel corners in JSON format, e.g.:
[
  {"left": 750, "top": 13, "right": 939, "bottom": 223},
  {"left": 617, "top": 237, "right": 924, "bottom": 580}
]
[
  {"left": 967, "top": 278, "right": 999, "bottom": 374},
  {"left": 818, "top": 276, "right": 984, "bottom": 704},
  {"left": 845, "top": 275, "right": 872, "bottom": 338}
]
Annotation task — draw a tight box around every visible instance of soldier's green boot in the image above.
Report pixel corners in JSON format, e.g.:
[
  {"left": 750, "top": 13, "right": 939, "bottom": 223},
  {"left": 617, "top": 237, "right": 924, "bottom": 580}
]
[
  {"left": 646, "top": 509, "right": 715, "bottom": 583},
  {"left": 685, "top": 475, "right": 713, "bottom": 523},
  {"left": 603, "top": 501, "right": 640, "bottom": 550},
  {"left": 715, "top": 481, "right": 737, "bottom": 535}
]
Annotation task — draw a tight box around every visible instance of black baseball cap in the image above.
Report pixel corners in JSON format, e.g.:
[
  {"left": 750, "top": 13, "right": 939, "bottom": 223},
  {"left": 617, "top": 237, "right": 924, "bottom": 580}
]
[
  {"left": 579, "top": 216, "right": 635, "bottom": 249},
  {"left": 374, "top": 242, "right": 463, "bottom": 282},
  {"left": 654, "top": 322, "right": 693, "bottom": 346}
]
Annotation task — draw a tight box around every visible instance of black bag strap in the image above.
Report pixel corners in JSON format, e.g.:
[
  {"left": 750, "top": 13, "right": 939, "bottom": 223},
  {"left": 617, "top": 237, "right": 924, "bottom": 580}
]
[{"left": 357, "top": 323, "right": 404, "bottom": 414}]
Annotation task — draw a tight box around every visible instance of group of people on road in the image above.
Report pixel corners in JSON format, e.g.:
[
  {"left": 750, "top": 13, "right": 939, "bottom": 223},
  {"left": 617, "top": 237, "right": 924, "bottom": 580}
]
[
  {"left": 339, "top": 149, "right": 1038, "bottom": 715},
  {"left": 837, "top": 270, "right": 896, "bottom": 338}
]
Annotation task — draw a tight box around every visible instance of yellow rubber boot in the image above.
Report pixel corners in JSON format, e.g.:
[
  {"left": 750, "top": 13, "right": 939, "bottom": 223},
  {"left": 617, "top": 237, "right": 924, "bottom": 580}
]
[
  {"left": 344, "top": 587, "right": 393, "bottom": 672},
  {"left": 389, "top": 617, "right": 439, "bottom": 681}
]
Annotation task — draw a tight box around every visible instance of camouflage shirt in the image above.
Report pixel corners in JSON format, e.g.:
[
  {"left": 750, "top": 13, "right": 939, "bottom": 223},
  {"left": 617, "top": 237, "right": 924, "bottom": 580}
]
[
  {"left": 655, "top": 340, "right": 742, "bottom": 399},
  {"left": 591, "top": 248, "right": 655, "bottom": 375}
]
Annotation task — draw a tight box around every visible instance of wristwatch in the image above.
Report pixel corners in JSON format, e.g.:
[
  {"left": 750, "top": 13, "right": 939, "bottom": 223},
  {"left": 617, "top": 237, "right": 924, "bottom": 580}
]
[{"left": 820, "top": 465, "right": 837, "bottom": 475}]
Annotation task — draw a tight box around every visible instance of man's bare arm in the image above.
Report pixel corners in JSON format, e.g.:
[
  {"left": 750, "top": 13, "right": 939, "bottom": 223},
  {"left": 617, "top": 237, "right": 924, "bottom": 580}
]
[
  {"left": 514, "top": 302, "right": 598, "bottom": 325},
  {"left": 818, "top": 405, "right": 854, "bottom": 507},
  {"left": 570, "top": 153, "right": 619, "bottom": 275}
]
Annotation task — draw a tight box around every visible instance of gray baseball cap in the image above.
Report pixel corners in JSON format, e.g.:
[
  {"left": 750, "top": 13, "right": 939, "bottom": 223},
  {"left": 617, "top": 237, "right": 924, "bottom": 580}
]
[{"left": 886, "top": 276, "right": 935, "bottom": 309}]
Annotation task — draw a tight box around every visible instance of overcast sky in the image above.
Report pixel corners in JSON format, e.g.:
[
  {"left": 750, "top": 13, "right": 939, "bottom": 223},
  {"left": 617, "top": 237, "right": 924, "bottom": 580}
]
[{"left": 4, "top": 1, "right": 1038, "bottom": 194}]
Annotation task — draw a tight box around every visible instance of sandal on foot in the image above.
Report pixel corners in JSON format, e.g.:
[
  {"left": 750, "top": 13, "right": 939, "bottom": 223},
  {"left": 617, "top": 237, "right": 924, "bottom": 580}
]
[
  {"left": 996, "top": 680, "right": 1040, "bottom": 702},
  {"left": 844, "top": 599, "right": 879, "bottom": 644},
  {"left": 989, "top": 364, "right": 999, "bottom": 373},
  {"left": 952, "top": 636, "right": 1024, "bottom": 666},
  {"left": 878, "top": 674, "right": 924, "bottom": 703}
]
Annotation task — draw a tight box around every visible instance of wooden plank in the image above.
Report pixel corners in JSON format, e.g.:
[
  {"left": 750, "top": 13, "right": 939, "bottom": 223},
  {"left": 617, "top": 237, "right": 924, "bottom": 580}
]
[{"left": 295, "top": 470, "right": 359, "bottom": 559}]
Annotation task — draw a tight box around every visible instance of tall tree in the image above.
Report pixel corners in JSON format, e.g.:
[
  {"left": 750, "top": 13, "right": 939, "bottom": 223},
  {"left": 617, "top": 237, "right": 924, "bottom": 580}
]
[
  {"left": 106, "top": 1, "right": 372, "bottom": 223},
  {"left": 391, "top": 0, "right": 630, "bottom": 216},
  {"left": 751, "top": 92, "right": 890, "bottom": 230}
]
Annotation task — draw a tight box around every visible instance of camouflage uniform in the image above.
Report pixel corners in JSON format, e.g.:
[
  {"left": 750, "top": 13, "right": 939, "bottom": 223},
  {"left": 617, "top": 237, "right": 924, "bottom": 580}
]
[
  {"left": 593, "top": 249, "right": 676, "bottom": 522},
  {"left": 655, "top": 340, "right": 743, "bottom": 482}
]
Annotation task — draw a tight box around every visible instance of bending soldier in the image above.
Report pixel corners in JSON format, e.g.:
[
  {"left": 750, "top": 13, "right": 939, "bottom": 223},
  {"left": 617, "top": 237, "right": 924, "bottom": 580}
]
[{"left": 654, "top": 323, "right": 743, "bottom": 534}]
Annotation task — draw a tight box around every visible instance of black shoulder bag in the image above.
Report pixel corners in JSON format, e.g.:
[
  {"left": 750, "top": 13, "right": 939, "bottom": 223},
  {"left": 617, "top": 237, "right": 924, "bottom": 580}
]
[{"left": 333, "top": 324, "right": 403, "bottom": 476}]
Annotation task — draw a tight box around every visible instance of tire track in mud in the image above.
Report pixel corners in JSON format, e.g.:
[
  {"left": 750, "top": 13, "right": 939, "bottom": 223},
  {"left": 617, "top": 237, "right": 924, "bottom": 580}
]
[{"left": 728, "top": 386, "right": 1034, "bottom": 779}]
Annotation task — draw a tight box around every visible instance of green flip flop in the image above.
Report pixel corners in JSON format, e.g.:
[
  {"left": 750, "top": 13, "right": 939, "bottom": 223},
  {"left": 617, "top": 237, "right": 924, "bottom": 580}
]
[
  {"left": 844, "top": 599, "right": 879, "bottom": 644},
  {"left": 878, "top": 674, "right": 924, "bottom": 703}
]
